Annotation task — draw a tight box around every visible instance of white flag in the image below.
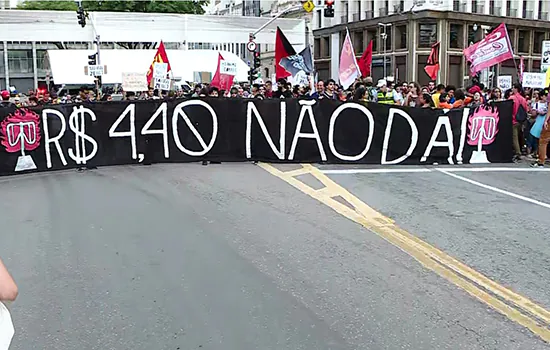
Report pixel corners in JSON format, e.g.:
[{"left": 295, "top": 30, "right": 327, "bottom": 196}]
[{"left": 338, "top": 28, "right": 360, "bottom": 90}]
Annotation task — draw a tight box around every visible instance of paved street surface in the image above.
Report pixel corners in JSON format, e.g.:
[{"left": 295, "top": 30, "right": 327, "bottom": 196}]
[{"left": 1, "top": 163, "right": 549, "bottom": 349}]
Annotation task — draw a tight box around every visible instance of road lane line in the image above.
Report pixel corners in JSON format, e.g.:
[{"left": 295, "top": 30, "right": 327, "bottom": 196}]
[
  {"left": 258, "top": 162, "right": 550, "bottom": 343},
  {"left": 321, "top": 168, "right": 433, "bottom": 174},
  {"left": 321, "top": 167, "right": 550, "bottom": 175},
  {"left": 437, "top": 169, "right": 550, "bottom": 210}
]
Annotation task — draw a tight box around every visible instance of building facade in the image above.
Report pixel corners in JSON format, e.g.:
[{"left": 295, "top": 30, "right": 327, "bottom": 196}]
[
  {"left": 0, "top": 9, "right": 305, "bottom": 91},
  {"left": 313, "top": 0, "right": 550, "bottom": 87}
]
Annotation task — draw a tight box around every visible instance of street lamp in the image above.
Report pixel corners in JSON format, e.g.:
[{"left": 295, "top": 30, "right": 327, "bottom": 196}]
[{"left": 378, "top": 23, "right": 392, "bottom": 80}]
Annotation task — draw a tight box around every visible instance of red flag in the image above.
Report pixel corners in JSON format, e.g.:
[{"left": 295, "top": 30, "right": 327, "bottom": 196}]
[
  {"left": 358, "top": 40, "right": 373, "bottom": 78},
  {"left": 275, "top": 27, "right": 296, "bottom": 80},
  {"left": 424, "top": 41, "right": 440, "bottom": 80},
  {"left": 146, "top": 41, "right": 172, "bottom": 86},
  {"left": 210, "top": 53, "right": 234, "bottom": 92}
]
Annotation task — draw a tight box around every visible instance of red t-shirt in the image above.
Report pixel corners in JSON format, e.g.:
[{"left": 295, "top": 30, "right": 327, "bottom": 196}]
[{"left": 509, "top": 93, "right": 528, "bottom": 125}]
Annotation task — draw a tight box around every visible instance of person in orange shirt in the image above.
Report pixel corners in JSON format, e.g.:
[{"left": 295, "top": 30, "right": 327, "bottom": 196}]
[
  {"left": 452, "top": 89, "right": 467, "bottom": 108},
  {"left": 438, "top": 92, "right": 453, "bottom": 109}
]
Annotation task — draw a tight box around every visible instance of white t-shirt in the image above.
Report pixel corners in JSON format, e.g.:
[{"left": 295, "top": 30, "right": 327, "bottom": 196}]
[{"left": 0, "top": 302, "right": 14, "bottom": 350}]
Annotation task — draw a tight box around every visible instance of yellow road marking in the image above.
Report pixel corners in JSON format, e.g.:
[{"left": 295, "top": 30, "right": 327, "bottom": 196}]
[{"left": 258, "top": 162, "right": 550, "bottom": 343}]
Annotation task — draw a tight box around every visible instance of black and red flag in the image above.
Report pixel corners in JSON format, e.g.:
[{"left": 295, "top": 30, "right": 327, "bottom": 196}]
[
  {"left": 275, "top": 26, "right": 296, "bottom": 80},
  {"left": 424, "top": 41, "right": 440, "bottom": 81}
]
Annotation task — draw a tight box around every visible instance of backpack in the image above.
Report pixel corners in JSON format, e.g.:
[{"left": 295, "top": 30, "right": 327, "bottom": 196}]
[{"left": 516, "top": 104, "right": 528, "bottom": 123}]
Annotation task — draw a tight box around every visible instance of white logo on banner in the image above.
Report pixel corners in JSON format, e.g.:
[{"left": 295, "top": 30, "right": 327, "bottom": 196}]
[
  {"left": 7, "top": 121, "right": 38, "bottom": 171},
  {"left": 68, "top": 105, "right": 98, "bottom": 165}
]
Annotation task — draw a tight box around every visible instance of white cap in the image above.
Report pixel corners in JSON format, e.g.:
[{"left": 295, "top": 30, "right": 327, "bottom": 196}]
[{"left": 377, "top": 79, "right": 387, "bottom": 88}]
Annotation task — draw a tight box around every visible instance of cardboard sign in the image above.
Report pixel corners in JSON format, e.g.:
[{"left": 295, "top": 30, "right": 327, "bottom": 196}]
[
  {"left": 88, "top": 65, "right": 104, "bottom": 77},
  {"left": 220, "top": 61, "right": 237, "bottom": 76},
  {"left": 522, "top": 72, "right": 547, "bottom": 88},
  {"left": 154, "top": 78, "right": 171, "bottom": 91},
  {"left": 121, "top": 72, "right": 148, "bottom": 92},
  {"left": 497, "top": 75, "right": 512, "bottom": 91},
  {"left": 153, "top": 63, "right": 168, "bottom": 78}
]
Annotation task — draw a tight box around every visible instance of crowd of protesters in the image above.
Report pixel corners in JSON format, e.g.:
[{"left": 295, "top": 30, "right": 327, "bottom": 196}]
[{"left": 1, "top": 75, "right": 548, "bottom": 167}]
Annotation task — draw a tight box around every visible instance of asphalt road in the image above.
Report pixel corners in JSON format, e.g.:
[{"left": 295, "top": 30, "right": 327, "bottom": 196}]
[{"left": 0, "top": 163, "right": 548, "bottom": 349}]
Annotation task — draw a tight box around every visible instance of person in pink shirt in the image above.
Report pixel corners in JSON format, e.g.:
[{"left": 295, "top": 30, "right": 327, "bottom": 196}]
[
  {"left": 0, "top": 258, "right": 17, "bottom": 302},
  {"left": 508, "top": 83, "right": 529, "bottom": 162}
]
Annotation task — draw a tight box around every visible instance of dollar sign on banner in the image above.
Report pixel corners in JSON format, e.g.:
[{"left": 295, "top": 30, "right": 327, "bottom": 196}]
[{"left": 68, "top": 105, "right": 98, "bottom": 165}]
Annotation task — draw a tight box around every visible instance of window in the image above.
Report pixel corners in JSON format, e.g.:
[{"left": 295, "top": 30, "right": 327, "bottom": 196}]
[
  {"left": 395, "top": 55, "right": 407, "bottom": 82},
  {"left": 317, "top": 9, "right": 321, "bottom": 28},
  {"left": 0, "top": 49, "right": 4, "bottom": 75},
  {"left": 36, "top": 50, "right": 48, "bottom": 75},
  {"left": 533, "top": 31, "right": 545, "bottom": 54},
  {"left": 448, "top": 56, "right": 463, "bottom": 88},
  {"left": 449, "top": 24, "right": 464, "bottom": 49},
  {"left": 314, "top": 38, "right": 321, "bottom": 58},
  {"left": 8, "top": 50, "right": 33, "bottom": 74},
  {"left": 489, "top": 0, "right": 495, "bottom": 14},
  {"left": 467, "top": 25, "right": 483, "bottom": 45},
  {"left": 518, "top": 30, "right": 530, "bottom": 53},
  {"left": 453, "top": 0, "right": 460, "bottom": 11},
  {"left": 533, "top": 59, "right": 541, "bottom": 71},
  {"left": 322, "top": 36, "right": 330, "bottom": 57},
  {"left": 382, "top": 26, "right": 392, "bottom": 51},
  {"left": 522, "top": 0, "right": 527, "bottom": 17},
  {"left": 367, "top": 29, "right": 378, "bottom": 52},
  {"left": 354, "top": 31, "right": 364, "bottom": 54},
  {"left": 396, "top": 25, "right": 407, "bottom": 49},
  {"left": 472, "top": 0, "right": 478, "bottom": 12},
  {"left": 418, "top": 23, "right": 437, "bottom": 48}
]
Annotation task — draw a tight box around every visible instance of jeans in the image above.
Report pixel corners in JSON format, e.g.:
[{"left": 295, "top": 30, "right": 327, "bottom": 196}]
[{"left": 512, "top": 123, "right": 522, "bottom": 156}]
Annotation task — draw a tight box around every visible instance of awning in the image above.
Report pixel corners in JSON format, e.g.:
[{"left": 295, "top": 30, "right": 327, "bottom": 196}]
[{"left": 47, "top": 49, "right": 251, "bottom": 85}]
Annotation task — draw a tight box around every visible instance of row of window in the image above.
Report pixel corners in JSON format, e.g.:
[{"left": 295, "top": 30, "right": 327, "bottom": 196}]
[
  {"left": 0, "top": 50, "right": 51, "bottom": 75},
  {"left": 314, "top": 22, "right": 550, "bottom": 58}
]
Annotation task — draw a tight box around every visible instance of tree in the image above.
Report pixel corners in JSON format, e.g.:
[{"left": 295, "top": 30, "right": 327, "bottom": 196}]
[
  {"left": 18, "top": 0, "right": 207, "bottom": 14},
  {"left": 18, "top": 0, "right": 208, "bottom": 49}
]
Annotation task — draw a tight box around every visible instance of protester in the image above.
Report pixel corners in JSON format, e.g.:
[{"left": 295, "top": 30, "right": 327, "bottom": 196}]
[
  {"left": 0, "top": 90, "right": 14, "bottom": 108},
  {"left": 376, "top": 80, "right": 393, "bottom": 104},
  {"left": 419, "top": 93, "right": 435, "bottom": 108},
  {"left": 432, "top": 84, "right": 446, "bottom": 108},
  {"left": 528, "top": 90, "right": 548, "bottom": 160},
  {"left": 532, "top": 101, "right": 550, "bottom": 167},
  {"left": 509, "top": 83, "right": 529, "bottom": 162}
]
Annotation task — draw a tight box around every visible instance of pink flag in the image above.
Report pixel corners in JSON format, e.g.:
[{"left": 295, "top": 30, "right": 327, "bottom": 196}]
[
  {"left": 338, "top": 29, "right": 360, "bottom": 90},
  {"left": 463, "top": 23, "right": 514, "bottom": 75}
]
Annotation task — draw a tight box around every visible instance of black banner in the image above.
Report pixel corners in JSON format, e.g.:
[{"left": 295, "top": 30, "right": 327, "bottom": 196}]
[{"left": 0, "top": 99, "right": 513, "bottom": 176}]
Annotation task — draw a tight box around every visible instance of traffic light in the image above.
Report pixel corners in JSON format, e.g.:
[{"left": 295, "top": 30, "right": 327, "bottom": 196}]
[
  {"left": 76, "top": 6, "right": 86, "bottom": 27},
  {"left": 253, "top": 50, "right": 261, "bottom": 69},
  {"left": 249, "top": 68, "right": 259, "bottom": 82},
  {"left": 88, "top": 53, "right": 97, "bottom": 65},
  {"left": 324, "top": 0, "right": 335, "bottom": 17}
]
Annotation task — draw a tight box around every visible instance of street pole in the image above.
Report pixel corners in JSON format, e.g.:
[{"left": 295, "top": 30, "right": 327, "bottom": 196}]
[
  {"left": 383, "top": 27, "right": 387, "bottom": 79},
  {"left": 378, "top": 23, "right": 391, "bottom": 80}
]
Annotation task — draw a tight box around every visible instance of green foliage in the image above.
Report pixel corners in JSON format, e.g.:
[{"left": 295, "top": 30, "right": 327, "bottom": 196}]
[{"left": 18, "top": 0, "right": 207, "bottom": 14}]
